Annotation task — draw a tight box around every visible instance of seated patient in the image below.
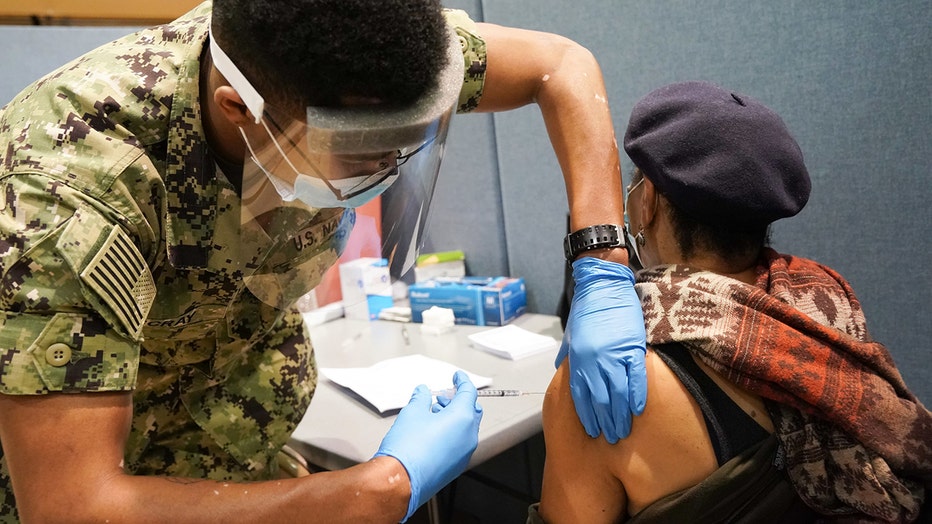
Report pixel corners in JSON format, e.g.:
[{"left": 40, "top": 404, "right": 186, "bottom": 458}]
[{"left": 532, "top": 81, "right": 932, "bottom": 523}]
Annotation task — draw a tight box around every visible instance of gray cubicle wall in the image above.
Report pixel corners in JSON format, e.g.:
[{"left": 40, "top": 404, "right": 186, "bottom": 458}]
[
  {"left": 429, "top": 0, "right": 931, "bottom": 405},
  {"left": 1, "top": 1, "right": 928, "bottom": 407}
]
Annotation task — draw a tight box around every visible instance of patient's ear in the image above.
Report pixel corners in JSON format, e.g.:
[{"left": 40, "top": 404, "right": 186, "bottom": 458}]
[
  {"left": 214, "top": 86, "right": 255, "bottom": 126},
  {"left": 640, "top": 178, "right": 660, "bottom": 227}
]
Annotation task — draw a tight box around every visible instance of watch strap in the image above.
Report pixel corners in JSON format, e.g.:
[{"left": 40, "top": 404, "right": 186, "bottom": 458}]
[{"left": 563, "top": 224, "right": 625, "bottom": 261}]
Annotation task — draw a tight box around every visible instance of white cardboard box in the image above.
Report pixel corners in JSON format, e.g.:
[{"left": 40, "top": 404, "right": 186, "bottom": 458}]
[{"left": 338, "top": 258, "right": 393, "bottom": 320}]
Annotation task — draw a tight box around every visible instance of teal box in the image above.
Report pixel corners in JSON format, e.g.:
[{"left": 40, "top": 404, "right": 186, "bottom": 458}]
[{"left": 409, "top": 277, "right": 527, "bottom": 326}]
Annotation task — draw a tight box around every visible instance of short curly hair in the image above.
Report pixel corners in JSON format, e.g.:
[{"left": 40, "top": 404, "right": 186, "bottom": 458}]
[{"left": 212, "top": 0, "right": 450, "bottom": 113}]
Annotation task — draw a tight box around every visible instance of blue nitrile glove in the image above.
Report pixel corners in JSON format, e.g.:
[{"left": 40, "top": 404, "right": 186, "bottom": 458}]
[
  {"left": 374, "top": 371, "right": 483, "bottom": 522},
  {"left": 555, "top": 256, "right": 647, "bottom": 444}
]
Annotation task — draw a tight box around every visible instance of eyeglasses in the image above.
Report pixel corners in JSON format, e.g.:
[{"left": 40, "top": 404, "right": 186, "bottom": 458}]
[{"left": 262, "top": 111, "right": 434, "bottom": 201}]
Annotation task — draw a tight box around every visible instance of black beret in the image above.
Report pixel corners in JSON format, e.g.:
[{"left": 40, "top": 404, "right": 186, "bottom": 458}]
[{"left": 623, "top": 81, "right": 811, "bottom": 227}]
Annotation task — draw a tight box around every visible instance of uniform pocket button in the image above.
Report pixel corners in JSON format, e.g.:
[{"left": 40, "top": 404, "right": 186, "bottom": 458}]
[{"left": 45, "top": 343, "right": 72, "bottom": 367}]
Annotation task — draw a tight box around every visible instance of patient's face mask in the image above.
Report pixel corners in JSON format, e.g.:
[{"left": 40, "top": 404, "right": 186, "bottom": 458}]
[
  {"left": 210, "top": 23, "right": 464, "bottom": 308},
  {"left": 624, "top": 175, "right": 645, "bottom": 270}
]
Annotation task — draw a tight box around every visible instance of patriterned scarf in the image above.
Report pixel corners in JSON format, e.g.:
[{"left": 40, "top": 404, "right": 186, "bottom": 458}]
[{"left": 636, "top": 248, "right": 932, "bottom": 522}]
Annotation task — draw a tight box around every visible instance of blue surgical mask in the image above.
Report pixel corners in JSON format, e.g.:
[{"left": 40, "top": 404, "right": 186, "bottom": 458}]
[
  {"left": 258, "top": 159, "right": 399, "bottom": 209},
  {"left": 292, "top": 170, "right": 399, "bottom": 209},
  {"left": 242, "top": 123, "right": 402, "bottom": 209}
]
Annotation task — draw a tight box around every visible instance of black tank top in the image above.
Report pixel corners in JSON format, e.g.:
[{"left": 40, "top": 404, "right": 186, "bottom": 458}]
[{"left": 653, "top": 343, "right": 770, "bottom": 465}]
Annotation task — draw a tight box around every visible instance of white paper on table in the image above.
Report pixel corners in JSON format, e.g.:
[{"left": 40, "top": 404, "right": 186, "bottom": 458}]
[
  {"left": 468, "top": 324, "right": 560, "bottom": 360},
  {"left": 320, "top": 354, "right": 493, "bottom": 414}
]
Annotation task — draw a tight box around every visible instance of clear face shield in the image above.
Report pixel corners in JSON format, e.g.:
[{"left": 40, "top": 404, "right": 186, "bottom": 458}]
[{"left": 210, "top": 24, "right": 464, "bottom": 309}]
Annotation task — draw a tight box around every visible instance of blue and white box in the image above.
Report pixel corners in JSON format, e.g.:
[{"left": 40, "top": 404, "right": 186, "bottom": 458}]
[
  {"left": 409, "top": 276, "right": 527, "bottom": 326},
  {"left": 339, "top": 257, "right": 393, "bottom": 320}
]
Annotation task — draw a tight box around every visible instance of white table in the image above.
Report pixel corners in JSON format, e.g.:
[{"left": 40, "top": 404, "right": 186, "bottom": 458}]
[{"left": 288, "top": 313, "right": 562, "bottom": 472}]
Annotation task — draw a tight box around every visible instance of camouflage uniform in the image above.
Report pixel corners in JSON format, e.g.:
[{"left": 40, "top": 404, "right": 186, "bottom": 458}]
[{"left": 0, "top": 2, "right": 487, "bottom": 520}]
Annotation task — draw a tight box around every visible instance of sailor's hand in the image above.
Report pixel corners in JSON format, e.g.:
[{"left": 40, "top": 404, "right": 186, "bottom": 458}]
[
  {"left": 374, "top": 371, "right": 483, "bottom": 521},
  {"left": 556, "top": 257, "right": 647, "bottom": 443}
]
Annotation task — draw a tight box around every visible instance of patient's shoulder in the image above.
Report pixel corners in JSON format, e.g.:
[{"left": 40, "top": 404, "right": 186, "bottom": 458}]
[{"left": 541, "top": 351, "right": 721, "bottom": 518}]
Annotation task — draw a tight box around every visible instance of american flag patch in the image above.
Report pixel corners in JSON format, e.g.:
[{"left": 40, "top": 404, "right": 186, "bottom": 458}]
[{"left": 79, "top": 226, "right": 156, "bottom": 338}]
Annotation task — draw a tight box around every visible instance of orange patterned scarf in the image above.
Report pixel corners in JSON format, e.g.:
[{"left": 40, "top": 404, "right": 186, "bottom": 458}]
[{"left": 636, "top": 248, "right": 932, "bottom": 522}]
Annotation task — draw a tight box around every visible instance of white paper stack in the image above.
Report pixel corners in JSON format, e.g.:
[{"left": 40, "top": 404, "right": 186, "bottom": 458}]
[{"left": 468, "top": 324, "right": 560, "bottom": 361}]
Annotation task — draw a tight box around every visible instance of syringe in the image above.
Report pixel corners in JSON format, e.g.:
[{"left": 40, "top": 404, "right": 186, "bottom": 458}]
[
  {"left": 477, "top": 389, "right": 527, "bottom": 397},
  {"left": 431, "top": 388, "right": 543, "bottom": 398}
]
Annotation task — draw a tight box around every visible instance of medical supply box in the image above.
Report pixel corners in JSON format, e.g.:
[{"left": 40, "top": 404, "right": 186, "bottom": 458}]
[
  {"left": 339, "top": 257, "right": 393, "bottom": 320},
  {"left": 408, "top": 276, "right": 527, "bottom": 326}
]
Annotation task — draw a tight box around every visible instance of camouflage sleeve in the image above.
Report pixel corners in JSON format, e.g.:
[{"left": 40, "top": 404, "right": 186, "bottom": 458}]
[
  {"left": 0, "top": 172, "right": 154, "bottom": 394},
  {"left": 442, "top": 8, "right": 488, "bottom": 113}
]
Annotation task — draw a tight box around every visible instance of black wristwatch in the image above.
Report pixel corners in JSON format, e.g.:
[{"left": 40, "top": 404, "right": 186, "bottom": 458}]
[{"left": 563, "top": 224, "right": 625, "bottom": 261}]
